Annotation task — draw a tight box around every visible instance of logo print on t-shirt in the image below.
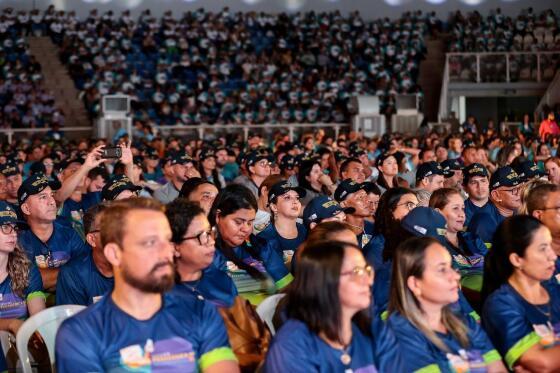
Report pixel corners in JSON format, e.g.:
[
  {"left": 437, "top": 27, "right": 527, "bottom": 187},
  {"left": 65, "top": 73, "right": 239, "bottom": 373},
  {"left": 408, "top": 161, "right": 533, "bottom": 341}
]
[{"left": 119, "top": 337, "right": 196, "bottom": 372}]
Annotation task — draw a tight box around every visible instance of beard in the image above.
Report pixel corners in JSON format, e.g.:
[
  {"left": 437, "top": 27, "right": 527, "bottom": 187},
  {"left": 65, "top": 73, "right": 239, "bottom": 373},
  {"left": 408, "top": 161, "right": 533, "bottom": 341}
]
[{"left": 121, "top": 261, "right": 175, "bottom": 293}]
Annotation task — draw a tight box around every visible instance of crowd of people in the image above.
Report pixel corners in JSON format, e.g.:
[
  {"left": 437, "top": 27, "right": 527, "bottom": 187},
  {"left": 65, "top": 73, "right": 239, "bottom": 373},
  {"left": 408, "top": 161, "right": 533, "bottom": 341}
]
[
  {"left": 0, "top": 105, "right": 554, "bottom": 371},
  {"left": 447, "top": 7, "right": 560, "bottom": 82}
]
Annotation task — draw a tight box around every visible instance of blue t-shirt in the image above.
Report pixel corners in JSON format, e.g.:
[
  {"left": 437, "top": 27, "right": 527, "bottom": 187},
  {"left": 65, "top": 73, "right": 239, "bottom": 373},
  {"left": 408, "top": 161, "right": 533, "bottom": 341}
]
[
  {"left": 264, "top": 319, "right": 378, "bottom": 372},
  {"left": 143, "top": 168, "right": 163, "bottom": 183},
  {"left": 380, "top": 312, "right": 500, "bottom": 372},
  {"left": 213, "top": 236, "right": 293, "bottom": 291},
  {"left": 18, "top": 221, "right": 90, "bottom": 269},
  {"left": 443, "top": 231, "right": 488, "bottom": 292},
  {"left": 482, "top": 281, "right": 560, "bottom": 369},
  {"left": 468, "top": 202, "right": 506, "bottom": 243},
  {"left": 172, "top": 266, "right": 238, "bottom": 308},
  {"left": 55, "top": 292, "right": 236, "bottom": 372},
  {"left": 464, "top": 199, "right": 494, "bottom": 227},
  {"left": 364, "top": 233, "right": 385, "bottom": 271},
  {"left": 0, "top": 264, "right": 43, "bottom": 319},
  {"left": 55, "top": 252, "right": 114, "bottom": 306},
  {"left": 58, "top": 192, "right": 101, "bottom": 225},
  {"left": 256, "top": 222, "right": 307, "bottom": 261}
]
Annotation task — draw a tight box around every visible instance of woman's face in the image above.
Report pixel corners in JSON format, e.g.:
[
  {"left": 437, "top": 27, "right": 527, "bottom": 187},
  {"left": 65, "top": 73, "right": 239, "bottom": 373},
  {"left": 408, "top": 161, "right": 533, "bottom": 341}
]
[
  {"left": 539, "top": 145, "right": 551, "bottom": 157},
  {"left": 0, "top": 224, "right": 17, "bottom": 254},
  {"left": 320, "top": 154, "right": 330, "bottom": 169},
  {"left": 437, "top": 193, "right": 465, "bottom": 234},
  {"left": 392, "top": 193, "right": 419, "bottom": 220},
  {"left": 272, "top": 190, "right": 301, "bottom": 220},
  {"left": 339, "top": 246, "right": 373, "bottom": 314},
  {"left": 410, "top": 243, "right": 460, "bottom": 309},
  {"left": 216, "top": 208, "right": 255, "bottom": 248},
  {"left": 513, "top": 226, "right": 557, "bottom": 282},
  {"left": 306, "top": 164, "right": 323, "bottom": 185},
  {"left": 176, "top": 214, "right": 215, "bottom": 271},
  {"left": 202, "top": 157, "right": 216, "bottom": 171},
  {"left": 42, "top": 157, "right": 54, "bottom": 175},
  {"left": 379, "top": 156, "right": 398, "bottom": 177}
]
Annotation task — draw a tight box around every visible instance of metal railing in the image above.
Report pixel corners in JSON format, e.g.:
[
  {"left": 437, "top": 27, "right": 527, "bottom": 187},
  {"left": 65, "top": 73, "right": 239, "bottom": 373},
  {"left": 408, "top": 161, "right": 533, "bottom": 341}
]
[
  {"left": 0, "top": 127, "right": 93, "bottom": 143},
  {"left": 154, "top": 122, "right": 350, "bottom": 142}
]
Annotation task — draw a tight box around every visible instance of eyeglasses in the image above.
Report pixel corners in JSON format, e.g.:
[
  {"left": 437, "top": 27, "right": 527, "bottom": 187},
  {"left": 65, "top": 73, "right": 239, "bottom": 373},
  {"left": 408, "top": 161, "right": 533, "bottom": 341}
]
[
  {"left": 341, "top": 265, "right": 374, "bottom": 280},
  {"left": 396, "top": 201, "right": 417, "bottom": 211},
  {"left": 501, "top": 186, "right": 520, "bottom": 196},
  {"left": 537, "top": 206, "right": 560, "bottom": 213},
  {"left": 0, "top": 224, "right": 19, "bottom": 235},
  {"left": 256, "top": 160, "right": 271, "bottom": 168},
  {"left": 180, "top": 227, "right": 216, "bottom": 246}
]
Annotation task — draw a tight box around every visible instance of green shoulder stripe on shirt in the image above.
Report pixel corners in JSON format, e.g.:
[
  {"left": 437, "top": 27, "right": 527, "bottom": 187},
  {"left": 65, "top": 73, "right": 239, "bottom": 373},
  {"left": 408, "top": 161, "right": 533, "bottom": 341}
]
[
  {"left": 504, "top": 331, "right": 541, "bottom": 370},
  {"left": 380, "top": 310, "right": 388, "bottom": 321},
  {"left": 414, "top": 363, "right": 441, "bottom": 373},
  {"left": 199, "top": 347, "right": 237, "bottom": 371},
  {"left": 483, "top": 349, "right": 501, "bottom": 364},
  {"left": 27, "top": 291, "right": 45, "bottom": 301},
  {"left": 275, "top": 273, "right": 294, "bottom": 290},
  {"left": 469, "top": 310, "right": 480, "bottom": 322},
  {"left": 485, "top": 242, "right": 492, "bottom": 249}
]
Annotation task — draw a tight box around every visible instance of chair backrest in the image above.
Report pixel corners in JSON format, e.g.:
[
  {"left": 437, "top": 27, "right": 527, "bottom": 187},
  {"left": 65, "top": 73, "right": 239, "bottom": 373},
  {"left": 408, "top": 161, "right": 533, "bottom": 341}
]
[
  {"left": 16, "top": 305, "right": 86, "bottom": 373},
  {"left": 0, "top": 331, "right": 13, "bottom": 365},
  {"left": 255, "top": 294, "right": 285, "bottom": 335}
]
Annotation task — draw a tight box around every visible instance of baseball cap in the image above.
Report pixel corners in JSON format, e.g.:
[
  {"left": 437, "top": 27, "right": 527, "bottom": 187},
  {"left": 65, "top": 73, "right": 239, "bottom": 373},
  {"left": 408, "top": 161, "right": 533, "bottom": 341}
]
[
  {"left": 489, "top": 166, "right": 521, "bottom": 191},
  {"left": 416, "top": 161, "right": 445, "bottom": 182},
  {"left": 375, "top": 152, "right": 395, "bottom": 167},
  {"left": 334, "top": 179, "right": 366, "bottom": 202},
  {"left": 199, "top": 148, "right": 216, "bottom": 161},
  {"left": 462, "top": 163, "right": 489, "bottom": 185},
  {"left": 441, "top": 159, "right": 462, "bottom": 178},
  {"left": 0, "top": 201, "right": 25, "bottom": 226},
  {"left": 280, "top": 155, "right": 297, "bottom": 170},
  {"left": 401, "top": 207, "right": 447, "bottom": 238},
  {"left": 512, "top": 161, "right": 546, "bottom": 183},
  {"left": 0, "top": 161, "right": 19, "bottom": 177},
  {"left": 170, "top": 152, "right": 195, "bottom": 166},
  {"left": 302, "top": 195, "right": 355, "bottom": 228},
  {"left": 101, "top": 175, "right": 142, "bottom": 201},
  {"left": 267, "top": 181, "right": 306, "bottom": 204},
  {"left": 246, "top": 151, "right": 272, "bottom": 167},
  {"left": 18, "top": 173, "right": 52, "bottom": 204}
]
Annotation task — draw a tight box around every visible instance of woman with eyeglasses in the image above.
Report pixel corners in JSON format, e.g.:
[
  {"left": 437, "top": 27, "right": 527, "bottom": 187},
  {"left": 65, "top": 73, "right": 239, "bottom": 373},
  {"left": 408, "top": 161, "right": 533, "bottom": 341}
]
[
  {"left": 256, "top": 181, "right": 307, "bottom": 267},
  {"left": 482, "top": 216, "right": 560, "bottom": 372},
  {"left": 380, "top": 236, "right": 506, "bottom": 373},
  {"left": 265, "top": 240, "right": 380, "bottom": 372},
  {"left": 209, "top": 184, "right": 293, "bottom": 292},
  {"left": 166, "top": 199, "right": 237, "bottom": 307},
  {"left": 430, "top": 188, "right": 488, "bottom": 298},
  {"left": 0, "top": 202, "right": 46, "bottom": 371}
]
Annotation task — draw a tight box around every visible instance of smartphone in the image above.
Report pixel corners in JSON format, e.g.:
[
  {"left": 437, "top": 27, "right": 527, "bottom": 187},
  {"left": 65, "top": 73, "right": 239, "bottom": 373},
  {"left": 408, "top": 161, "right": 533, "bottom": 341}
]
[{"left": 101, "top": 147, "right": 122, "bottom": 159}]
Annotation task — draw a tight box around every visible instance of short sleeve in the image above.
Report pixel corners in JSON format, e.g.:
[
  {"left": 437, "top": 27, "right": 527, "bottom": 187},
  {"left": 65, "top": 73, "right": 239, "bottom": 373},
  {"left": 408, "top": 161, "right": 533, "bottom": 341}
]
[
  {"left": 25, "top": 264, "right": 44, "bottom": 300},
  {"left": 264, "top": 324, "right": 318, "bottom": 373},
  {"left": 55, "top": 317, "right": 104, "bottom": 373},
  {"left": 482, "top": 293, "right": 539, "bottom": 369},
  {"left": 257, "top": 240, "right": 293, "bottom": 290},
  {"left": 465, "top": 316, "right": 501, "bottom": 364},
  {"left": 55, "top": 266, "right": 87, "bottom": 306},
  {"left": 197, "top": 302, "right": 236, "bottom": 371},
  {"left": 67, "top": 230, "right": 90, "bottom": 260}
]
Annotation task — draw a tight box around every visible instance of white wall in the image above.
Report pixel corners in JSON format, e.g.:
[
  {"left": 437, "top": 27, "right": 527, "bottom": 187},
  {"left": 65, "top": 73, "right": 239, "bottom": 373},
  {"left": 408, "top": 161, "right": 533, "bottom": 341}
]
[{"left": 5, "top": 0, "right": 560, "bottom": 19}]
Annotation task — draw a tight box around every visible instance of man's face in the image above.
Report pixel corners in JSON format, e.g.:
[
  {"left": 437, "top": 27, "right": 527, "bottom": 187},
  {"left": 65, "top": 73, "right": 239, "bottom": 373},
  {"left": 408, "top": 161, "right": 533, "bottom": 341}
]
[
  {"left": 117, "top": 210, "right": 175, "bottom": 293},
  {"left": 421, "top": 175, "right": 444, "bottom": 193},
  {"left": 342, "top": 161, "right": 365, "bottom": 184},
  {"left": 22, "top": 187, "right": 57, "bottom": 223},
  {"left": 342, "top": 189, "right": 370, "bottom": 217},
  {"left": 492, "top": 185, "right": 521, "bottom": 211},
  {"left": 189, "top": 183, "right": 218, "bottom": 215},
  {"left": 464, "top": 176, "right": 489, "bottom": 202},
  {"left": 6, "top": 174, "right": 22, "bottom": 199},
  {"left": 421, "top": 150, "right": 436, "bottom": 163},
  {"left": 88, "top": 175, "right": 106, "bottom": 192},
  {"left": 172, "top": 162, "right": 196, "bottom": 183},
  {"left": 463, "top": 148, "right": 478, "bottom": 166},
  {"left": 215, "top": 150, "right": 228, "bottom": 168},
  {"left": 534, "top": 191, "right": 560, "bottom": 237}
]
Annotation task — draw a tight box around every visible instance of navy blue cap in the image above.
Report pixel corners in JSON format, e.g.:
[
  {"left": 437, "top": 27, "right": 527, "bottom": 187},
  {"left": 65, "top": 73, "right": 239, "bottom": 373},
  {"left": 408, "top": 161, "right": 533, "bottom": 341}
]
[
  {"left": 441, "top": 159, "right": 462, "bottom": 178},
  {"left": 416, "top": 161, "right": 445, "bottom": 182},
  {"left": 145, "top": 148, "right": 159, "bottom": 159},
  {"left": 246, "top": 151, "right": 272, "bottom": 167},
  {"left": 18, "top": 173, "right": 51, "bottom": 204},
  {"left": 334, "top": 179, "right": 366, "bottom": 202},
  {"left": 462, "top": 163, "right": 489, "bottom": 185},
  {"left": 0, "top": 201, "right": 24, "bottom": 225},
  {"left": 102, "top": 175, "right": 142, "bottom": 201},
  {"left": 302, "top": 195, "right": 355, "bottom": 228},
  {"left": 280, "top": 155, "right": 297, "bottom": 170},
  {"left": 490, "top": 166, "right": 521, "bottom": 191},
  {"left": 170, "top": 152, "right": 195, "bottom": 166},
  {"left": 375, "top": 152, "right": 395, "bottom": 167},
  {"left": 268, "top": 181, "right": 306, "bottom": 204},
  {"left": 401, "top": 207, "right": 447, "bottom": 238},
  {"left": 0, "top": 161, "right": 20, "bottom": 177},
  {"left": 199, "top": 148, "right": 216, "bottom": 161},
  {"left": 513, "top": 161, "right": 546, "bottom": 183}
]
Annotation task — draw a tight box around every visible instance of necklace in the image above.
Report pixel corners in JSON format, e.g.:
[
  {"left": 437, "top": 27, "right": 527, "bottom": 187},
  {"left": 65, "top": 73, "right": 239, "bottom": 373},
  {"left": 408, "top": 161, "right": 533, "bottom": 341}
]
[{"left": 340, "top": 344, "right": 351, "bottom": 366}]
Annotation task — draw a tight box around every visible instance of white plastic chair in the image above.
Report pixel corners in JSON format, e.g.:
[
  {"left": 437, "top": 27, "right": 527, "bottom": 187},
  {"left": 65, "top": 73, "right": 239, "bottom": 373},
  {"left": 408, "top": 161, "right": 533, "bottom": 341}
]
[
  {"left": 255, "top": 294, "right": 285, "bottom": 335},
  {"left": 16, "top": 305, "right": 86, "bottom": 373},
  {"left": 0, "top": 331, "right": 13, "bottom": 365}
]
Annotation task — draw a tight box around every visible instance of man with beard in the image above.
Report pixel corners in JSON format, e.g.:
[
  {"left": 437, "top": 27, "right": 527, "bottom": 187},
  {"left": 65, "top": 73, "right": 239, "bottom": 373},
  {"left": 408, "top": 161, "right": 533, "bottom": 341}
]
[
  {"left": 55, "top": 198, "right": 239, "bottom": 373},
  {"left": 18, "top": 173, "right": 89, "bottom": 290},
  {"left": 154, "top": 152, "right": 200, "bottom": 204}
]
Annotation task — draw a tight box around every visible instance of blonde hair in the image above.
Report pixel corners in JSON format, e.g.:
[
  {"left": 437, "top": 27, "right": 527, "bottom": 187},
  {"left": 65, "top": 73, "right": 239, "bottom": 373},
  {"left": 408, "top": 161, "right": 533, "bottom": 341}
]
[
  {"left": 389, "top": 237, "right": 469, "bottom": 352},
  {"left": 518, "top": 178, "right": 551, "bottom": 215},
  {"left": 8, "top": 244, "right": 31, "bottom": 299}
]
